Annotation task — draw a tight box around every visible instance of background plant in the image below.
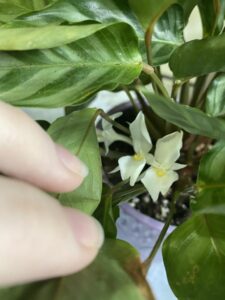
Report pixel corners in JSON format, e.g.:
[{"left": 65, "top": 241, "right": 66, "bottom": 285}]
[{"left": 0, "top": 0, "right": 225, "bottom": 299}]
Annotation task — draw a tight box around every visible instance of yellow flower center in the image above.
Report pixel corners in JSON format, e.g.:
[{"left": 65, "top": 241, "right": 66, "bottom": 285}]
[
  {"left": 133, "top": 153, "right": 144, "bottom": 161},
  {"left": 154, "top": 167, "right": 166, "bottom": 177}
]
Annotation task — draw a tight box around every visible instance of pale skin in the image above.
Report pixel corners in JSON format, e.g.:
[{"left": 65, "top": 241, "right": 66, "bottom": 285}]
[{"left": 0, "top": 101, "right": 104, "bottom": 287}]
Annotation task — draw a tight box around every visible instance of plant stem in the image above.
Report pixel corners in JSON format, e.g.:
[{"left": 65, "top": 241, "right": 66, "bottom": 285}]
[
  {"left": 142, "top": 193, "right": 178, "bottom": 273},
  {"left": 99, "top": 110, "right": 130, "bottom": 135},
  {"left": 171, "top": 80, "right": 182, "bottom": 101},
  {"left": 143, "top": 63, "right": 170, "bottom": 98},
  {"left": 123, "top": 86, "right": 139, "bottom": 113},
  {"left": 180, "top": 81, "right": 190, "bottom": 105}
]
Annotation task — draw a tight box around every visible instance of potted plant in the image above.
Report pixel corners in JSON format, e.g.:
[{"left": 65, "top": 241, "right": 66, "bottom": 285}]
[{"left": 0, "top": 0, "right": 225, "bottom": 299}]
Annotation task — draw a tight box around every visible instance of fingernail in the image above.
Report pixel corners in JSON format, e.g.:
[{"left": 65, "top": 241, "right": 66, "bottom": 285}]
[
  {"left": 64, "top": 208, "right": 104, "bottom": 249},
  {"left": 55, "top": 144, "right": 89, "bottom": 178}
]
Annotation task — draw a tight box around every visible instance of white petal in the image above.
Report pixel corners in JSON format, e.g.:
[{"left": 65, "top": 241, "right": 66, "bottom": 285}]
[
  {"left": 154, "top": 131, "right": 183, "bottom": 168},
  {"left": 141, "top": 168, "right": 178, "bottom": 202},
  {"left": 172, "top": 163, "right": 186, "bottom": 170},
  {"left": 160, "top": 170, "right": 178, "bottom": 196},
  {"left": 129, "top": 112, "right": 152, "bottom": 154},
  {"left": 141, "top": 168, "right": 161, "bottom": 202},
  {"left": 118, "top": 156, "right": 146, "bottom": 186},
  {"left": 102, "top": 112, "right": 123, "bottom": 131}
]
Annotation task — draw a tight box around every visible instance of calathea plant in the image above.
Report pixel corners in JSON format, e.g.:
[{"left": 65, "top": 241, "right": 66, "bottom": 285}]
[{"left": 0, "top": 0, "right": 225, "bottom": 299}]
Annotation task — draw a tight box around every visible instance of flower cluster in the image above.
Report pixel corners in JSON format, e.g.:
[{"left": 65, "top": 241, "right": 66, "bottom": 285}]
[{"left": 98, "top": 112, "right": 185, "bottom": 202}]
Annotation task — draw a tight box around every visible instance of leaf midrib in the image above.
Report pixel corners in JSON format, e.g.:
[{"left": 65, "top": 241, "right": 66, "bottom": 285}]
[{"left": 0, "top": 61, "right": 142, "bottom": 70}]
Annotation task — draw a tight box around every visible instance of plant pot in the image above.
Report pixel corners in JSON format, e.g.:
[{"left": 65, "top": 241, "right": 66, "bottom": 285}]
[{"left": 117, "top": 203, "right": 176, "bottom": 300}]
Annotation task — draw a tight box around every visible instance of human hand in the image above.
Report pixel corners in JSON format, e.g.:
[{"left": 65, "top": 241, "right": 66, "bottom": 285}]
[{"left": 0, "top": 101, "right": 104, "bottom": 286}]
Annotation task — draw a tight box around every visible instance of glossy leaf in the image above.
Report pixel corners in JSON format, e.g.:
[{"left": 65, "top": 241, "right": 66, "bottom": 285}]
[
  {"left": 198, "top": 0, "right": 225, "bottom": 37},
  {"left": 169, "top": 33, "right": 225, "bottom": 79},
  {"left": 48, "top": 109, "right": 102, "bottom": 214},
  {"left": 205, "top": 74, "right": 225, "bottom": 117},
  {"left": 0, "top": 23, "right": 143, "bottom": 108},
  {"left": 0, "top": 240, "right": 154, "bottom": 300},
  {"left": 9, "top": 0, "right": 143, "bottom": 37},
  {"left": 192, "top": 141, "right": 225, "bottom": 213},
  {"left": 128, "top": 0, "right": 176, "bottom": 30},
  {"left": 142, "top": 90, "right": 225, "bottom": 139},
  {"left": 152, "top": 4, "right": 184, "bottom": 65},
  {"left": 163, "top": 214, "right": 225, "bottom": 300},
  {"left": 0, "top": 0, "right": 58, "bottom": 23},
  {"left": 163, "top": 142, "right": 225, "bottom": 300},
  {"left": 0, "top": 23, "right": 107, "bottom": 50}
]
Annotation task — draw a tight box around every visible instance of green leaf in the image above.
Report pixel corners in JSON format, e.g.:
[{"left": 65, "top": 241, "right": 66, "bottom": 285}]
[
  {"left": 94, "top": 185, "right": 118, "bottom": 239},
  {"left": 0, "top": 23, "right": 143, "bottom": 108},
  {"left": 198, "top": 0, "right": 225, "bottom": 37},
  {"left": 163, "top": 214, "right": 225, "bottom": 300},
  {"left": 192, "top": 141, "right": 225, "bottom": 213},
  {"left": 205, "top": 74, "right": 225, "bottom": 117},
  {"left": 0, "top": 240, "right": 154, "bottom": 300},
  {"left": 152, "top": 4, "right": 184, "bottom": 66},
  {"left": 177, "top": 0, "right": 198, "bottom": 22},
  {"left": 169, "top": 33, "right": 225, "bottom": 79},
  {"left": 8, "top": 0, "right": 143, "bottom": 38},
  {"left": 0, "top": 0, "right": 58, "bottom": 23},
  {"left": 48, "top": 109, "right": 102, "bottom": 214},
  {"left": 0, "top": 23, "right": 107, "bottom": 50},
  {"left": 128, "top": 0, "right": 176, "bottom": 30},
  {"left": 142, "top": 90, "right": 225, "bottom": 139},
  {"left": 163, "top": 142, "right": 225, "bottom": 300}
]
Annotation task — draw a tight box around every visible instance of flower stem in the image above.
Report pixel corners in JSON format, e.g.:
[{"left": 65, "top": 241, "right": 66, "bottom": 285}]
[
  {"left": 123, "top": 86, "right": 139, "bottom": 113},
  {"left": 142, "top": 192, "right": 178, "bottom": 274},
  {"left": 142, "top": 64, "right": 170, "bottom": 98},
  {"left": 99, "top": 110, "right": 130, "bottom": 135}
]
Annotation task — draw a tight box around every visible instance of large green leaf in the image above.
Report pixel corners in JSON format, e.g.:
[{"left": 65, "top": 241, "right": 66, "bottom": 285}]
[
  {"left": 142, "top": 90, "right": 225, "bottom": 139},
  {"left": 163, "top": 141, "right": 225, "bottom": 300},
  {"left": 163, "top": 214, "right": 225, "bottom": 300},
  {"left": 128, "top": 0, "right": 176, "bottom": 30},
  {"left": 205, "top": 74, "right": 225, "bottom": 117},
  {"left": 152, "top": 4, "right": 184, "bottom": 65},
  {"left": 48, "top": 109, "right": 102, "bottom": 214},
  {"left": 198, "top": 0, "right": 225, "bottom": 37},
  {"left": 0, "top": 240, "right": 154, "bottom": 300},
  {"left": 0, "top": 0, "right": 58, "bottom": 23},
  {"left": 8, "top": 0, "right": 143, "bottom": 37},
  {"left": 192, "top": 141, "right": 225, "bottom": 213},
  {"left": 0, "top": 23, "right": 143, "bottom": 107},
  {"left": 0, "top": 23, "right": 107, "bottom": 50},
  {"left": 169, "top": 33, "right": 225, "bottom": 79}
]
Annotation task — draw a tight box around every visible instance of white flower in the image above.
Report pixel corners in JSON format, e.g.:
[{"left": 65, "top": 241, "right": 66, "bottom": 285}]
[
  {"left": 97, "top": 112, "right": 132, "bottom": 154},
  {"left": 118, "top": 112, "right": 152, "bottom": 186},
  {"left": 141, "top": 131, "right": 185, "bottom": 202}
]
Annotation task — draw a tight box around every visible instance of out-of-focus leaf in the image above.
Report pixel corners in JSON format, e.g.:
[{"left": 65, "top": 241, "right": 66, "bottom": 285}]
[
  {"left": 0, "top": 240, "right": 155, "bottom": 300},
  {"left": 128, "top": 0, "right": 176, "bottom": 30},
  {"left": 163, "top": 214, "right": 225, "bottom": 300},
  {"left": 198, "top": 0, "right": 225, "bottom": 37},
  {"left": 0, "top": 23, "right": 107, "bottom": 50},
  {"left": 0, "top": 23, "right": 143, "bottom": 108},
  {"left": 192, "top": 141, "right": 225, "bottom": 213},
  {"left": 0, "top": 0, "right": 58, "bottom": 23},
  {"left": 163, "top": 141, "right": 225, "bottom": 300},
  {"left": 94, "top": 185, "right": 118, "bottom": 238},
  {"left": 205, "top": 74, "right": 225, "bottom": 117},
  {"left": 142, "top": 90, "right": 225, "bottom": 139},
  {"left": 169, "top": 33, "right": 225, "bottom": 79},
  {"left": 152, "top": 4, "right": 184, "bottom": 65},
  {"left": 177, "top": 0, "right": 198, "bottom": 22},
  {"left": 48, "top": 109, "right": 102, "bottom": 214}
]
